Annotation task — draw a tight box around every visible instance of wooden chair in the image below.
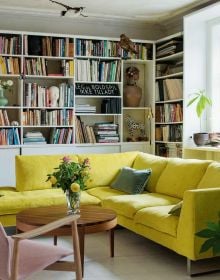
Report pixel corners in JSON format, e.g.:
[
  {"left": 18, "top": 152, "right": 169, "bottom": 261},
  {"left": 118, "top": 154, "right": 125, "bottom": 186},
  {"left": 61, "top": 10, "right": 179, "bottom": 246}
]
[{"left": 0, "top": 215, "right": 82, "bottom": 280}]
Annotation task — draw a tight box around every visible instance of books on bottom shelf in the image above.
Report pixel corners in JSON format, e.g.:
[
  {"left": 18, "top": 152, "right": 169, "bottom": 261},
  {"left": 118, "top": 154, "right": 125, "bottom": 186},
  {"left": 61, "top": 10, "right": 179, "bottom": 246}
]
[
  {"left": 23, "top": 131, "right": 47, "bottom": 145},
  {"left": 155, "top": 124, "right": 182, "bottom": 142},
  {"left": 156, "top": 143, "right": 182, "bottom": 158},
  {"left": 75, "top": 116, "right": 96, "bottom": 144},
  {"left": 0, "top": 128, "right": 20, "bottom": 145},
  {"left": 94, "top": 122, "right": 119, "bottom": 143},
  {"left": 49, "top": 127, "right": 73, "bottom": 144}
]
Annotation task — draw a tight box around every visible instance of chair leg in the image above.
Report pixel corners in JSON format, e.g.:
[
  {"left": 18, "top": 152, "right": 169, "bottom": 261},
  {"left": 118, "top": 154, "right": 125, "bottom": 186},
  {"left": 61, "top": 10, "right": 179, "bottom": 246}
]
[
  {"left": 72, "top": 221, "right": 82, "bottom": 280},
  {"left": 10, "top": 239, "right": 19, "bottom": 280}
]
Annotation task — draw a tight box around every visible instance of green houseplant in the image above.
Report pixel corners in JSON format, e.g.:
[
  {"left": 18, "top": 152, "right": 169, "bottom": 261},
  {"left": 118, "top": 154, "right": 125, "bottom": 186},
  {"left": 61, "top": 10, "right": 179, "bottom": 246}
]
[
  {"left": 187, "top": 90, "right": 212, "bottom": 146},
  {"left": 196, "top": 212, "right": 220, "bottom": 256}
]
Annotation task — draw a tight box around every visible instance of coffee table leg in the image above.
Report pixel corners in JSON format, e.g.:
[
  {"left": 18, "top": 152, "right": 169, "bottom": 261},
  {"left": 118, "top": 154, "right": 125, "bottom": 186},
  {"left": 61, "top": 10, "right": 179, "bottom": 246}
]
[
  {"left": 78, "top": 227, "right": 85, "bottom": 277},
  {"left": 54, "top": 236, "right": 57, "bottom": 245},
  {"left": 110, "top": 228, "right": 114, "bottom": 257}
]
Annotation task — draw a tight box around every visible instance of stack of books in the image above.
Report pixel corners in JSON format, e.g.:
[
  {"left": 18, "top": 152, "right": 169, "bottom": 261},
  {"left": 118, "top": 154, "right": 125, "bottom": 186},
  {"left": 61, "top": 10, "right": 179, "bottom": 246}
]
[
  {"left": 76, "top": 104, "right": 96, "bottom": 114},
  {"left": 93, "top": 122, "right": 119, "bottom": 143},
  {"left": 23, "top": 131, "right": 47, "bottom": 145},
  {"left": 156, "top": 39, "right": 183, "bottom": 58}
]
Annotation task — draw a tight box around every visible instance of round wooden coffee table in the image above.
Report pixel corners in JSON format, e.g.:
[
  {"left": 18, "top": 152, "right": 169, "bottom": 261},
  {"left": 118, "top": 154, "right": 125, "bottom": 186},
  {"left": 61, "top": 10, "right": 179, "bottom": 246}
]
[{"left": 16, "top": 205, "right": 117, "bottom": 275}]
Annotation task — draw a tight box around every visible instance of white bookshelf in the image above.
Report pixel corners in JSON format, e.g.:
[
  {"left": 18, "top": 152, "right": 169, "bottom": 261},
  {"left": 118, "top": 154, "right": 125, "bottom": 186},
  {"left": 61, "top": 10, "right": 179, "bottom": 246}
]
[{"left": 154, "top": 32, "right": 184, "bottom": 158}]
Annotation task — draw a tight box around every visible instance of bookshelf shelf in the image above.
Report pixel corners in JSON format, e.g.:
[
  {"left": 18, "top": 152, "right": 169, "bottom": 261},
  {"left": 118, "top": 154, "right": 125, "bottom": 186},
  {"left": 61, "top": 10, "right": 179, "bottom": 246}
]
[
  {"left": 155, "top": 32, "right": 183, "bottom": 158},
  {"left": 75, "top": 81, "right": 121, "bottom": 84},
  {"left": 23, "top": 55, "right": 74, "bottom": 60},
  {"left": 75, "top": 55, "right": 121, "bottom": 60},
  {"left": 156, "top": 72, "right": 183, "bottom": 79},
  {"left": 156, "top": 51, "right": 183, "bottom": 62},
  {"left": 24, "top": 75, "right": 74, "bottom": 79},
  {"left": 155, "top": 99, "right": 183, "bottom": 104}
]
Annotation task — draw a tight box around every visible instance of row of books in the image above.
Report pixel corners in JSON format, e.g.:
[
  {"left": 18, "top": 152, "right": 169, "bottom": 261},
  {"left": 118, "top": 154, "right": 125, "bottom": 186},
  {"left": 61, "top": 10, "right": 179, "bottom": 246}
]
[
  {"left": 156, "top": 38, "right": 183, "bottom": 58},
  {"left": 75, "top": 39, "right": 149, "bottom": 60},
  {"left": 50, "top": 127, "right": 73, "bottom": 144},
  {"left": 155, "top": 103, "right": 183, "bottom": 123},
  {"left": 24, "top": 35, "right": 74, "bottom": 57},
  {"left": 156, "top": 61, "right": 183, "bottom": 77},
  {"left": 76, "top": 104, "right": 96, "bottom": 114},
  {"left": 155, "top": 79, "right": 183, "bottom": 101},
  {"left": 155, "top": 143, "right": 182, "bottom": 158},
  {"left": 23, "top": 83, "right": 74, "bottom": 107},
  {"left": 0, "top": 128, "right": 20, "bottom": 145},
  {"left": 75, "top": 116, "right": 96, "bottom": 143},
  {"left": 0, "top": 35, "right": 21, "bottom": 55},
  {"left": 24, "top": 58, "right": 74, "bottom": 76},
  {"left": 0, "top": 109, "right": 10, "bottom": 126},
  {"left": 155, "top": 124, "right": 182, "bottom": 142},
  {"left": 75, "top": 59, "right": 121, "bottom": 82},
  {"left": 0, "top": 56, "right": 20, "bottom": 74},
  {"left": 101, "top": 98, "right": 121, "bottom": 114},
  {"left": 22, "top": 109, "right": 74, "bottom": 126},
  {"left": 94, "top": 122, "right": 119, "bottom": 143}
]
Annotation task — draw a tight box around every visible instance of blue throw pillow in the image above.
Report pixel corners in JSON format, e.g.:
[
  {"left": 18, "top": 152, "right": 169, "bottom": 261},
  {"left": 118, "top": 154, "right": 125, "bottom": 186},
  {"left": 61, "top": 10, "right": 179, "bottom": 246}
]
[{"left": 111, "top": 167, "right": 152, "bottom": 194}]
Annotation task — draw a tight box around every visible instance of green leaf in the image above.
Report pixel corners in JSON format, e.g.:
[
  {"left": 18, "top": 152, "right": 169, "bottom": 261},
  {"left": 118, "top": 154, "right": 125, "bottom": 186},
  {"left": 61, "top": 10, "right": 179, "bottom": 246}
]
[
  {"left": 213, "top": 241, "right": 220, "bottom": 256},
  {"left": 200, "top": 238, "right": 216, "bottom": 253},
  {"left": 187, "top": 96, "right": 199, "bottom": 107},
  {"left": 207, "top": 222, "right": 220, "bottom": 232},
  {"left": 196, "top": 229, "right": 215, "bottom": 238}
]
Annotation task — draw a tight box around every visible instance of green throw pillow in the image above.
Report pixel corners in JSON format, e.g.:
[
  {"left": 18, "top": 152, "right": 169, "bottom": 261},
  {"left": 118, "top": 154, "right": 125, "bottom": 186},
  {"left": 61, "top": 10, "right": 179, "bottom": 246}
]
[
  {"left": 168, "top": 201, "right": 183, "bottom": 216},
  {"left": 111, "top": 167, "right": 152, "bottom": 194}
]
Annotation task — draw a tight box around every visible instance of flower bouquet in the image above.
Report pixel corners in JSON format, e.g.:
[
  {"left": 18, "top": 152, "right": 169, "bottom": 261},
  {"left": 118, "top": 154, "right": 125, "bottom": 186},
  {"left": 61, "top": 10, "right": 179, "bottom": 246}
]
[{"left": 47, "top": 156, "right": 90, "bottom": 214}]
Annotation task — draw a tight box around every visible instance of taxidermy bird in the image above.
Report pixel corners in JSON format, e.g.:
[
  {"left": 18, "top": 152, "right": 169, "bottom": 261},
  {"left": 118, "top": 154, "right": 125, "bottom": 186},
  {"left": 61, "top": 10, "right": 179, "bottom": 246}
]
[
  {"left": 49, "top": 0, "right": 88, "bottom": 17},
  {"left": 119, "top": 34, "right": 138, "bottom": 54}
]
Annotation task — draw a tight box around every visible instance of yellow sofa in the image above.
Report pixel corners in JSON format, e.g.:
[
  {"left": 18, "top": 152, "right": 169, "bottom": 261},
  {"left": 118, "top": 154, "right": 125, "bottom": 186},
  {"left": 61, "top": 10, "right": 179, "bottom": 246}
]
[{"left": 1, "top": 151, "right": 220, "bottom": 267}]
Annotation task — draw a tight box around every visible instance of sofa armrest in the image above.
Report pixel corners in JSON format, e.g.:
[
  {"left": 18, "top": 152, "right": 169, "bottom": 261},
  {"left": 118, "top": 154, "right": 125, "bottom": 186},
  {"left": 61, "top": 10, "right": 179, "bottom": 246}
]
[{"left": 176, "top": 188, "right": 220, "bottom": 260}]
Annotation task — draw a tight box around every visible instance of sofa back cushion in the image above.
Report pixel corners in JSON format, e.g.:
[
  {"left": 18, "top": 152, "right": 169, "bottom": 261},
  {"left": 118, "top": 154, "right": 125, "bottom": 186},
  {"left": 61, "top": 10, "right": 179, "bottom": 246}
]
[
  {"left": 132, "top": 153, "right": 168, "bottom": 192},
  {"left": 16, "top": 154, "right": 78, "bottom": 191},
  {"left": 155, "top": 158, "right": 210, "bottom": 199},
  {"left": 197, "top": 162, "right": 220, "bottom": 189},
  {"left": 77, "top": 151, "right": 138, "bottom": 189}
]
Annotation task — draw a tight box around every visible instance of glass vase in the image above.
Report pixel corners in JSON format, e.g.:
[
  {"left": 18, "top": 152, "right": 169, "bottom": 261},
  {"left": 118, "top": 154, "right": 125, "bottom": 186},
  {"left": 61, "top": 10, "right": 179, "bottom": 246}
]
[
  {"left": 0, "top": 88, "right": 8, "bottom": 107},
  {"left": 66, "top": 189, "right": 81, "bottom": 215}
]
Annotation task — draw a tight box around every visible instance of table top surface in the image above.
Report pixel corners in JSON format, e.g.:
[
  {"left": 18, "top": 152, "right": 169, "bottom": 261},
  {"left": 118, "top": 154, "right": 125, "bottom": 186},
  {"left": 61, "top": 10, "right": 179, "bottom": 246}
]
[{"left": 16, "top": 205, "right": 117, "bottom": 228}]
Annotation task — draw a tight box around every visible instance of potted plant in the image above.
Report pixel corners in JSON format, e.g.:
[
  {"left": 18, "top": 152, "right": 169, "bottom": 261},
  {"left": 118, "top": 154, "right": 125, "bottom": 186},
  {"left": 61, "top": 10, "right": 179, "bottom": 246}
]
[
  {"left": 196, "top": 212, "right": 220, "bottom": 256},
  {"left": 187, "top": 90, "right": 212, "bottom": 146}
]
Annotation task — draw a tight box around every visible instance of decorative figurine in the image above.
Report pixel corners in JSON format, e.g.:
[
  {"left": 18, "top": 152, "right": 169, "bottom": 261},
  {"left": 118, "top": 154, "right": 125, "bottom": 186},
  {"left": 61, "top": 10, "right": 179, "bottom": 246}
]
[
  {"left": 124, "top": 66, "right": 142, "bottom": 107},
  {"left": 48, "top": 86, "right": 59, "bottom": 107}
]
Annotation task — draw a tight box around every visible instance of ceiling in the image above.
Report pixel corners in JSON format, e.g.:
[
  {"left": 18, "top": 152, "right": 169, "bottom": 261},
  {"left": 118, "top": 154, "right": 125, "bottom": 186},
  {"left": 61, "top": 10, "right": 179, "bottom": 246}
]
[{"left": 0, "top": 0, "right": 214, "bottom": 22}]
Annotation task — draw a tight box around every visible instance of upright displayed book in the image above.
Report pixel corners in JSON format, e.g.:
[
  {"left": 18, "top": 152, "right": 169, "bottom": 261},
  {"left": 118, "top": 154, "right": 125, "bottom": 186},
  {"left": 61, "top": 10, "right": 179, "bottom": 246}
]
[{"left": 155, "top": 32, "right": 184, "bottom": 158}]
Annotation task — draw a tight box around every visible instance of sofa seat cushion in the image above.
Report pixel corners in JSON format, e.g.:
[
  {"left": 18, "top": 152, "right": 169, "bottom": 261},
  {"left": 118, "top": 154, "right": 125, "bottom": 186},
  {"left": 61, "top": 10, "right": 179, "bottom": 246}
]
[
  {"left": 197, "top": 162, "right": 220, "bottom": 189},
  {"left": 134, "top": 206, "right": 179, "bottom": 237},
  {"left": 16, "top": 154, "right": 78, "bottom": 191},
  {"left": 78, "top": 151, "right": 138, "bottom": 189},
  {"left": 155, "top": 158, "right": 210, "bottom": 199},
  {"left": 81, "top": 191, "right": 101, "bottom": 205},
  {"left": 87, "top": 186, "right": 126, "bottom": 201},
  {"left": 102, "top": 193, "right": 180, "bottom": 219},
  {"left": 133, "top": 153, "right": 168, "bottom": 192},
  {"left": 0, "top": 188, "right": 66, "bottom": 215}
]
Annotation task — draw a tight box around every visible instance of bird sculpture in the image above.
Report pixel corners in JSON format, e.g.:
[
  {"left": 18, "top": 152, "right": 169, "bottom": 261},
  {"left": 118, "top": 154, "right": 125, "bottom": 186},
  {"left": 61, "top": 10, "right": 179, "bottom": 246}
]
[
  {"left": 49, "top": 0, "right": 88, "bottom": 17},
  {"left": 119, "top": 34, "right": 138, "bottom": 55}
]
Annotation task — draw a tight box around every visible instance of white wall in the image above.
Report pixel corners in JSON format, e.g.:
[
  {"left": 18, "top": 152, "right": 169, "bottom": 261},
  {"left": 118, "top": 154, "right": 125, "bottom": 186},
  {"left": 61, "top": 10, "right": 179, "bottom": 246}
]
[
  {"left": 0, "top": 13, "right": 164, "bottom": 40},
  {"left": 183, "top": 2, "right": 220, "bottom": 146}
]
